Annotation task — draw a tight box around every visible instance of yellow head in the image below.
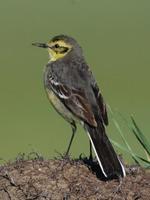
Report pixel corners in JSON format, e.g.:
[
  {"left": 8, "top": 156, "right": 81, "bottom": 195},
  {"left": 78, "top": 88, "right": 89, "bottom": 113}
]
[
  {"left": 32, "top": 35, "right": 83, "bottom": 62},
  {"left": 32, "top": 35, "right": 76, "bottom": 62},
  {"left": 46, "top": 39, "right": 72, "bottom": 61}
]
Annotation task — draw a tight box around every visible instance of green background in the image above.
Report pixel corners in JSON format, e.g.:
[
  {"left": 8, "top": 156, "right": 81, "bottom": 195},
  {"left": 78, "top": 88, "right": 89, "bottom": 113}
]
[{"left": 0, "top": 0, "right": 149, "bottom": 163}]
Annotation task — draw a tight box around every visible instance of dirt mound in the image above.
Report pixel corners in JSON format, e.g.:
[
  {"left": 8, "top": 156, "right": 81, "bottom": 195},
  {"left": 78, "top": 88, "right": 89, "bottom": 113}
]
[{"left": 0, "top": 155, "right": 149, "bottom": 200}]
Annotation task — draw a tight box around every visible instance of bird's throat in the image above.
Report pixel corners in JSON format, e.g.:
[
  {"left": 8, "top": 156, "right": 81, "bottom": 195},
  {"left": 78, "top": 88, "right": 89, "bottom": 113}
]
[{"left": 48, "top": 49, "right": 66, "bottom": 62}]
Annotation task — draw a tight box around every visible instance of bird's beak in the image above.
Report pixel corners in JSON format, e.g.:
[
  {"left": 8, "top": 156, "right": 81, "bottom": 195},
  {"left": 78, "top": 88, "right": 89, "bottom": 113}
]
[{"left": 32, "top": 42, "right": 49, "bottom": 48}]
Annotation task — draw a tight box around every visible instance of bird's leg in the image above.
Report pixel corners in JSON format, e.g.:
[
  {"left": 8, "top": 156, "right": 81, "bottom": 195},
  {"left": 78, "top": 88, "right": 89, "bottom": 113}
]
[
  {"left": 65, "top": 122, "right": 77, "bottom": 157},
  {"left": 89, "top": 141, "right": 93, "bottom": 160}
]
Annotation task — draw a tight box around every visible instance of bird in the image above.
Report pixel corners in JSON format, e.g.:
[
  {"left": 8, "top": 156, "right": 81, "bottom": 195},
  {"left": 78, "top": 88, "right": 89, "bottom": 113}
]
[{"left": 32, "top": 35, "right": 126, "bottom": 179}]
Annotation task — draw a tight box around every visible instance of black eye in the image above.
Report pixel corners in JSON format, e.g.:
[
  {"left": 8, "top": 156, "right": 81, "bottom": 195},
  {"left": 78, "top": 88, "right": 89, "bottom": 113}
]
[{"left": 54, "top": 44, "right": 59, "bottom": 48}]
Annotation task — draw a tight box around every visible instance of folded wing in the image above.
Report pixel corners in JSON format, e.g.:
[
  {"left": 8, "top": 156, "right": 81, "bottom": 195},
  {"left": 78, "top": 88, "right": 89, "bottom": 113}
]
[{"left": 48, "top": 75, "right": 97, "bottom": 127}]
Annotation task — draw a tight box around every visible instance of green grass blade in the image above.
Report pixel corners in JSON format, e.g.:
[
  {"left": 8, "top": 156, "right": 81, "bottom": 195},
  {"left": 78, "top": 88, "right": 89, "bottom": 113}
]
[
  {"left": 111, "top": 140, "right": 141, "bottom": 165},
  {"left": 108, "top": 105, "right": 135, "bottom": 154},
  {"left": 137, "top": 156, "right": 150, "bottom": 165},
  {"left": 111, "top": 140, "right": 150, "bottom": 166},
  {"left": 107, "top": 105, "right": 150, "bottom": 167},
  {"left": 118, "top": 113, "right": 150, "bottom": 163},
  {"left": 144, "top": 150, "right": 150, "bottom": 162},
  {"left": 111, "top": 140, "right": 136, "bottom": 156},
  {"left": 131, "top": 116, "right": 150, "bottom": 156}
]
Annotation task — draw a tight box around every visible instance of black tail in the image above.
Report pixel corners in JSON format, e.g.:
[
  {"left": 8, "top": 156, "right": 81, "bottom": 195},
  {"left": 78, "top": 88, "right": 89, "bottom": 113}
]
[{"left": 84, "top": 121, "right": 126, "bottom": 179}]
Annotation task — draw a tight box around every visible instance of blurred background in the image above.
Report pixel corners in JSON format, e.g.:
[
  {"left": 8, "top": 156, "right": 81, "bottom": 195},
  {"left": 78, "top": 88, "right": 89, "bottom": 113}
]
[{"left": 0, "top": 0, "right": 149, "bottom": 163}]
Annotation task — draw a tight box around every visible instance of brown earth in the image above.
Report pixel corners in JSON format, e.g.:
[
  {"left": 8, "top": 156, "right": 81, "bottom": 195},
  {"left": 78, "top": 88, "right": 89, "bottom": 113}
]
[{"left": 0, "top": 154, "right": 149, "bottom": 200}]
